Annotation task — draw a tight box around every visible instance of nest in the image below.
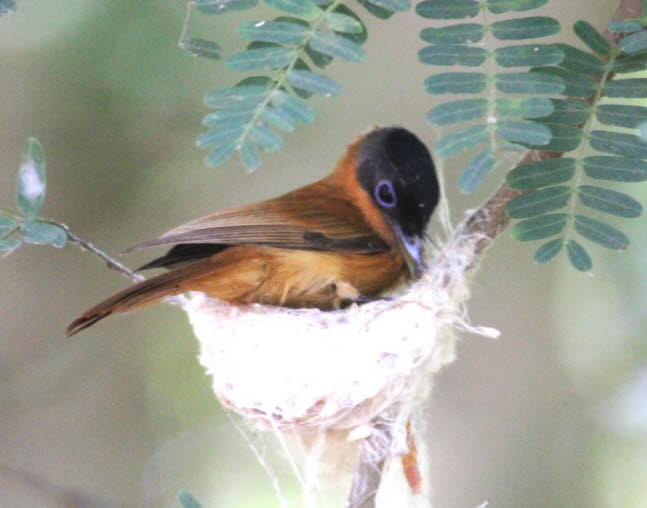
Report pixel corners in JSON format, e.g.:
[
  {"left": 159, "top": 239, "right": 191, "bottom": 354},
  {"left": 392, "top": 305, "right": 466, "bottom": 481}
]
[{"left": 182, "top": 228, "right": 499, "bottom": 506}]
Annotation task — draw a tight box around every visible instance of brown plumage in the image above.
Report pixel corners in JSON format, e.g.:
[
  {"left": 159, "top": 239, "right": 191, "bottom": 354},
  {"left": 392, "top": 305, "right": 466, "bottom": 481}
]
[{"left": 66, "top": 127, "right": 439, "bottom": 336}]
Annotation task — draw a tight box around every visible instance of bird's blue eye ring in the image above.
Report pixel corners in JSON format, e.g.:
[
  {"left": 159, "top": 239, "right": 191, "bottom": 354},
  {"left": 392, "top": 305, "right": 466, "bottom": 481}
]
[{"left": 374, "top": 180, "right": 397, "bottom": 208}]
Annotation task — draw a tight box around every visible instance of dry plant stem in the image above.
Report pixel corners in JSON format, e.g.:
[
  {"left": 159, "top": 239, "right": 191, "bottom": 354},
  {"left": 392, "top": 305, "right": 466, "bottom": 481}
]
[
  {"left": 346, "top": 3, "right": 642, "bottom": 505},
  {"left": 48, "top": 221, "right": 143, "bottom": 283}
]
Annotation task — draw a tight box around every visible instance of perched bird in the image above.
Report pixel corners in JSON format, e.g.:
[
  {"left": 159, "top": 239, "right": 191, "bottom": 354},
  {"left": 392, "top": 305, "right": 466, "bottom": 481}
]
[{"left": 66, "top": 126, "right": 440, "bottom": 336}]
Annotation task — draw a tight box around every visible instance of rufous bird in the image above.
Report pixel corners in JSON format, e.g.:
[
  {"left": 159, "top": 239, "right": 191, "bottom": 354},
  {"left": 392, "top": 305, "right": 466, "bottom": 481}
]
[{"left": 67, "top": 126, "right": 439, "bottom": 336}]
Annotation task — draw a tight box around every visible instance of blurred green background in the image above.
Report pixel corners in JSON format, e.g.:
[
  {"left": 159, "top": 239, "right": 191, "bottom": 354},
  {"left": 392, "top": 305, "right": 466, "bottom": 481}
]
[{"left": 1, "top": 1, "right": 646, "bottom": 507}]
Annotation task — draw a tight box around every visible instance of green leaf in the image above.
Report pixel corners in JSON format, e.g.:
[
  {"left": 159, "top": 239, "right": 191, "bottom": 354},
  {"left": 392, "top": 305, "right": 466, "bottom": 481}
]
[
  {"left": 420, "top": 24, "right": 484, "bottom": 44},
  {"left": 589, "top": 130, "right": 647, "bottom": 159},
  {"left": 418, "top": 45, "right": 487, "bottom": 66},
  {"left": 292, "top": 57, "right": 319, "bottom": 96},
  {"left": 198, "top": 118, "right": 251, "bottom": 137},
  {"left": 196, "top": 0, "right": 258, "bottom": 14},
  {"left": 608, "top": 20, "right": 644, "bottom": 33},
  {"left": 271, "top": 91, "right": 315, "bottom": 123},
  {"left": 356, "top": 0, "right": 394, "bottom": 19},
  {"left": 327, "top": 12, "right": 364, "bottom": 33},
  {"left": 619, "top": 29, "right": 647, "bottom": 54},
  {"left": 240, "top": 141, "right": 260, "bottom": 170},
  {"left": 416, "top": 0, "right": 480, "bottom": 19},
  {"left": 204, "top": 85, "right": 269, "bottom": 108},
  {"left": 287, "top": 70, "right": 341, "bottom": 95},
  {"left": 573, "top": 20, "right": 611, "bottom": 55},
  {"left": 604, "top": 78, "right": 647, "bottom": 98},
  {"left": 487, "top": 0, "right": 548, "bottom": 14},
  {"left": 0, "top": 238, "right": 21, "bottom": 252},
  {"left": 506, "top": 158, "right": 576, "bottom": 189},
  {"left": 491, "top": 16, "right": 560, "bottom": 40},
  {"left": 264, "top": 0, "right": 322, "bottom": 20},
  {"left": 613, "top": 52, "right": 647, "bottom": 73},
  {"left": 510, "top": 213, "right": 568, "bottom": 241},
  {"left": 205, "top": 143, "right": 237, "bottom": 167},
  {"left": 435, "top": 124, "right": 488, "bottom": 157},
  {"left": 495, "top": 44, "right": 564, "bottom": 68},
  {"left": 0, "top": 216, "right": 17, "bottom": 238},
  {"left": 0, "top": 0, "right": 17, "bottom": 16},
  {"left": 305, "top": 44, "right": 333, "bottom": 69},
  {"left": 238, "top": 20, "right": 308, "bottom": 44},
  {"left": 227, "top": 47, "right": 293, "bottom": 71},
  {"left": 530, "top": 67, "right": 596, "bottom": 98},
  {"left": 20, "top": 220, "right": 67, "bottom": 247},
  {"left": 495, "top": 97, "right": 553, "bottom": 119},
  {"left": 459, "top": 146, "right": 495, "bottom": 193},
  {"left": 574, "top": 215, "right": 629, "bottom": 250},
  {"left": 534, "top": 238, "right": 564, "bottom": 263},
  {"left": 196, "top": 124, "right": 245, "bottom": 148},
  {"left": 555, "top": 43, "right": 605, "bottom": 75},
  {"left": 17, "top": 138, "right": 46, "bottom": 217},
  {"left": 202, "top": 108, "right": 255, "bottom": 127},
  {"left": 179, "top": 38, "right": 221, "bottom": 59},
  {"left": 178, "top": 489, "right": 204, "bottom": 508},
  {"left": 543, "top": 99, "right": 590, "bottom": 125},
  {"left": 640, "top": 121, "right": 647, "bottom": 142},
  {"left": 309, "top": 31, "right": 365, "bottom": 62},
  {"left": 578, "top": 185, "right": 643, "bottom": 218},
  {"left": 427, "top": 99, "right": 487, "bottom": 126},
  {"left": 583, "top": 156, "right": 647, "bottom": 182},
  {"left": 495, "top": 72, "right": 565, "bottom": 94},
  {"left": 497, "top": 120, "right": 551, "bottom": 145},
  {"left": 506, "top": 186, "right": 571, "bottom": 218},
  {"left": 361, "top": 0, "right": 410, "bottom": 13},
  {"left": 531, "top": 123, "right": 583, "bottom": 152},
  {"left": 260, "top": 107, "right": 295, "bottom": 132},
  {"left": 416, "top": 0, "right": 479, "bottom": 19},
  {"left": 330, "top": 5, "right": 367, "bottom": 43},
  {"left": 425, "top": 72, "right": 487, "bottom": 94},
  {"left": 236, "top": 75, "right": 275, "bottom": 88},
  {"left": 566, "top": 239, "right": 592, "bottom": 271},
  {"left": 596, "top": 104, "right": 647, "bottom": 129},
  {"left": 250, "top": 125, "right": 284, "bottom": 151}
]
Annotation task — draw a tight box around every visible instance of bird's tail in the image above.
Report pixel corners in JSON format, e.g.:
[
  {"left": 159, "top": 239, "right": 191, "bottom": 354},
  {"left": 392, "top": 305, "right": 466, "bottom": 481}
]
[{"left": 66, "top": 259, "right": 215, "bottom": 337}]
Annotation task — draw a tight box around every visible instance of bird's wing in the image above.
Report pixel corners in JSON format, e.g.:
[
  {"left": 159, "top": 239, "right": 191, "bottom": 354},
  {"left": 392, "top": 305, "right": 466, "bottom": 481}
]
[{"left": 127, "top": 181, "right": 389, "bottom": 254}]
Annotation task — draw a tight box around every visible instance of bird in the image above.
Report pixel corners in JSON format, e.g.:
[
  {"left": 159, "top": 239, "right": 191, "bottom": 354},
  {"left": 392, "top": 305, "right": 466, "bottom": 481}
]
[{"left": 66, "top": 126, "right": 440, "bottom": 336}]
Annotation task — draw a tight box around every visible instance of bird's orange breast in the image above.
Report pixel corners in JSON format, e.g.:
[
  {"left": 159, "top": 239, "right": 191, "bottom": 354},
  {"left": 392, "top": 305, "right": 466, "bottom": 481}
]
[{"left": 184, "top": 245, "right": 406, "bottom": 309}]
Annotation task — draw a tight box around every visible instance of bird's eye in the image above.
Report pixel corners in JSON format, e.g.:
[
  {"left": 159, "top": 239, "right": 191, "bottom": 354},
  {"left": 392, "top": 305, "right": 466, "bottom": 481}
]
[{"left": 374, "top": 180, "right": 396, "bottom": 208}]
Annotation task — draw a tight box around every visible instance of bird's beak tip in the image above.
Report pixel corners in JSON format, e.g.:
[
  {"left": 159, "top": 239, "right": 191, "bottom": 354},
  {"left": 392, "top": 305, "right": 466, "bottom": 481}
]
[{"left": 392, "top": 226, "right": 424, "bottom": 279}]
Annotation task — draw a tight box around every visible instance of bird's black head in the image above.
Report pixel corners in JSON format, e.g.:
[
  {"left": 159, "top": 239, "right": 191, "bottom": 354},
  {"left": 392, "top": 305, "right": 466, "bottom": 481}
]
[{"left": 356, "top": 127, "right": 439, "bottom": 277}]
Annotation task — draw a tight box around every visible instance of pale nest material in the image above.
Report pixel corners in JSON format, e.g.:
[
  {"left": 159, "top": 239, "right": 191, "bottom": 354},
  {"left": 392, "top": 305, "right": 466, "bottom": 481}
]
[{"left": 186, "top": 232, "right": 498, "bottom": 446}]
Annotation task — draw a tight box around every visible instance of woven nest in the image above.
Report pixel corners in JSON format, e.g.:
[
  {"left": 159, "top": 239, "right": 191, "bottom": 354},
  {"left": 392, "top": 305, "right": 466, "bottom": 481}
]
[{"left": 186, "top": 232, "right": 498, "bottom": 437}]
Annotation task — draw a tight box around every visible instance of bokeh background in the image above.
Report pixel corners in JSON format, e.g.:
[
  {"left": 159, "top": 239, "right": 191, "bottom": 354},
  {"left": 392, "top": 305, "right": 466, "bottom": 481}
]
[{"left": 1, "top": 1, "right": 646, "bottom": 507}]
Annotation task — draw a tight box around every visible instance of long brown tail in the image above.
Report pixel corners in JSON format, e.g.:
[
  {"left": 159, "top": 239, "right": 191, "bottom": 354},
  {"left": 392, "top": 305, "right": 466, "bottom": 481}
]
[{"left": 66, "top": 259, "right": 217, "bottom": 337}]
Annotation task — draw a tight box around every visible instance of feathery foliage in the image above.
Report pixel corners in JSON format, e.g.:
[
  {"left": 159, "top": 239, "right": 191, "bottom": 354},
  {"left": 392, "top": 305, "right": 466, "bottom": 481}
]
[
  {"left": 417, "top": 0, "right": 563, "bottom": 193},
  {"left": 505, "top": 19, "right": 647, "bottom": 271},
  {"left": 190, "top": 0, "right": 408, "bottom": 170}
]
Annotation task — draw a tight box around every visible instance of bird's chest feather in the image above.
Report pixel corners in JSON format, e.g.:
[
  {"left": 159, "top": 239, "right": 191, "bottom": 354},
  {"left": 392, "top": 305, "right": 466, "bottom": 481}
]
[{"left": 243, "top": 247, "right": 407, "bottom": 308}]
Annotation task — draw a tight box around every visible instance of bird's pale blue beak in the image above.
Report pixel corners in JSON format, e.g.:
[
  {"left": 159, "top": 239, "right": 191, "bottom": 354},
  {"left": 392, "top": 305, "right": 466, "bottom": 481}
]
[{"left": 392, "top": 224, "right": 424, "bottom": 279}]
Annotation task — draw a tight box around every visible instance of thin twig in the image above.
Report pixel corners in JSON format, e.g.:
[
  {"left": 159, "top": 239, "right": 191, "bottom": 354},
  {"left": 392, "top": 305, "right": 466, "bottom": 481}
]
[
  {"left": 178, "top": 0, "right": 193, "bottom": 46},
  {"left": 345, "top": 1, "right": 642, "bottom": 505},
  {"left": 45, "top": 220, "right": 143, "bottom": 283}
]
